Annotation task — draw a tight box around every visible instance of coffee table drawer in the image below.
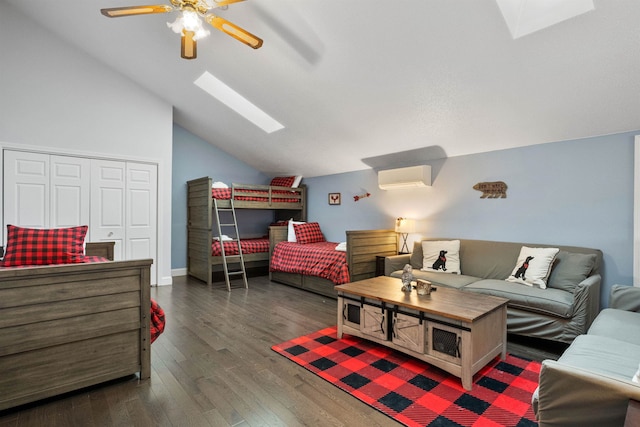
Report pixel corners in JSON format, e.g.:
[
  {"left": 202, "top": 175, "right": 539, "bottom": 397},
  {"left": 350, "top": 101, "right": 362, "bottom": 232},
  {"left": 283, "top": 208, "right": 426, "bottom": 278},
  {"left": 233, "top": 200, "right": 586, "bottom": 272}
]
[
  {"left": 341, "top": 299, "right": 362, "bottom": 329},
  {"left": 340, "top": 298, "right": 390, "bottom": 341},
  {"left": 392, "top": 311, "right": 426, "bottom": 353},
  {"left": 362, "top": 304, "right": 388, "bottom": 341},
  {"left": 428, "top": 323, "right": 463, "bottom": 365}
]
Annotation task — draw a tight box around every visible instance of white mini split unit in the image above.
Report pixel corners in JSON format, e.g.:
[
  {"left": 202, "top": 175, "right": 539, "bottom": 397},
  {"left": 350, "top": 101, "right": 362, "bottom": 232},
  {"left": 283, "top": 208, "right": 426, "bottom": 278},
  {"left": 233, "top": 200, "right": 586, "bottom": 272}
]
[{"left": 378, "top": 165, "right": 432, "bottom": 190}]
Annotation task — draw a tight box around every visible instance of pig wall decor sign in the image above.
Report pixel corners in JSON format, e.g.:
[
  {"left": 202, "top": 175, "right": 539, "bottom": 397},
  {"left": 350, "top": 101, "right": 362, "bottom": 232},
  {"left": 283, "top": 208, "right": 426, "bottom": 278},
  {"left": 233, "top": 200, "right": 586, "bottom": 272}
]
[{"left": 473, "top": 181, "right": 507, "bottom": 198}]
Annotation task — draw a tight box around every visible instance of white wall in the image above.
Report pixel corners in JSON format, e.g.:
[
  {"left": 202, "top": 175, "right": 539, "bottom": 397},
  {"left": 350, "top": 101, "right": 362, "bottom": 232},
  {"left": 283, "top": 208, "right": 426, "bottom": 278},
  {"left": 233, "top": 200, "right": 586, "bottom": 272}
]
[{"left": 0, "top": 3, "right": 174, "bottom": 285}]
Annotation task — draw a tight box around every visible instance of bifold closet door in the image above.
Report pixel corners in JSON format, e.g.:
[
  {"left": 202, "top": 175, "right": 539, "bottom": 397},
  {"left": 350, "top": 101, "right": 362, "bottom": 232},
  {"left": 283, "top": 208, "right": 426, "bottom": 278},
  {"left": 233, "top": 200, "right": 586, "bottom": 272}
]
[
  {"left": 126, "top": 162, "right": 157, "bottom": 284},
  {"left": 50, "top": 155, "right": 90, "bottom": 228},
  {"left": 90, "top": 159, "right": 158, "bottom": 284},
  {"left": 4, "top": 151, "right": 50, "bottom": 229},
  {"left": 90, "top": 159, "right": 126, "bottom": 260},
  {"left": 4, "top": 151, "right": 90, "bottom": 232},
  {"left": 4, "top": 152, "right": 158, "bottom": 284}
]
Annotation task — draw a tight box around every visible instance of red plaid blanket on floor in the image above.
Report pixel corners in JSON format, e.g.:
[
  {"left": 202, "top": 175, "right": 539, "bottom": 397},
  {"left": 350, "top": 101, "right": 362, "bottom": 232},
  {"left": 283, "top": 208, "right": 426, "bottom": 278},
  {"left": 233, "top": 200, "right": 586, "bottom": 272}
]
[{"left": 270, "top": 241, "right": 350, "bottom": 284}]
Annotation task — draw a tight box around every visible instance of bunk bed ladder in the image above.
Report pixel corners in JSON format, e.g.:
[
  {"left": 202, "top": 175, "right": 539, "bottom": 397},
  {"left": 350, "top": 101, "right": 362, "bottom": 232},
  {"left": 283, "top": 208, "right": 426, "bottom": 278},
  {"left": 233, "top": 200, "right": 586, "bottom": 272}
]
[{"left": 213, "top": 198, "right": 249, "bottom": 291}]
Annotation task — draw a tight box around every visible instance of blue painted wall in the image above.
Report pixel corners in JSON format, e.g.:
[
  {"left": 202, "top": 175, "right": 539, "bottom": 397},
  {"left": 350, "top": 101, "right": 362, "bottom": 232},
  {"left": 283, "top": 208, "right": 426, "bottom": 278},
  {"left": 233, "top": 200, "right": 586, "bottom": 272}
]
[
  {"left": 305, "top": 131, "right": 638, "bottom": 307},
  {"left": 172, "top": 124, "right": 274, "bottom": 269},
  {"left": 171, "top": 124, "right": 637, "bottom": 307}
]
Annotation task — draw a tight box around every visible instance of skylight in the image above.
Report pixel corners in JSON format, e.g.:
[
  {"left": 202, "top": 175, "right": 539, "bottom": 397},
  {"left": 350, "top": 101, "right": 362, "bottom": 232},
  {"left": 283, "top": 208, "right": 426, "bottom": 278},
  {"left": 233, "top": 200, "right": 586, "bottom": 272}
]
[
  {"left": 496, "top": 0, "right": 594, "bottom": 39},
  {"left": 194, "top": 71, "right": 284, "bottom": 134}
]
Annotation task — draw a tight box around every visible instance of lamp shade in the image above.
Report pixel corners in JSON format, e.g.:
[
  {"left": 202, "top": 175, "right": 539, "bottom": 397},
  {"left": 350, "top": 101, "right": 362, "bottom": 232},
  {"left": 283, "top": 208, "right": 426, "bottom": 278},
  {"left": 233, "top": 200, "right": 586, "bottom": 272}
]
[{"left": 395, "top": 218, "right": 415, "bottom": 234}]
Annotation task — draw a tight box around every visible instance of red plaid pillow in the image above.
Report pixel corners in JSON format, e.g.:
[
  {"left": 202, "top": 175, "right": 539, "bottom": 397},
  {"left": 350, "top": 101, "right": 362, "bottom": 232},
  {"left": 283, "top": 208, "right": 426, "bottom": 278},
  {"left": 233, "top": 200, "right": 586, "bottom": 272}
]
[
  {"left": 293, "top": 222, "right": 325, "bottom": 244},
  {"left": 270, "top": 176, "right": 296, "bottom": 187},
  {"left": 1, "top": 225, "right": 88, "bottom": 267}
]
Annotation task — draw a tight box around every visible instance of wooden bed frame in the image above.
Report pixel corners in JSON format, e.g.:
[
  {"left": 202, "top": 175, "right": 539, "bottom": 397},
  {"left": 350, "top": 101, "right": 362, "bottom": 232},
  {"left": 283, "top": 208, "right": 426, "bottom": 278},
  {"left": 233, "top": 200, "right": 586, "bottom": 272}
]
[
  {"left": 187, "top": 176, "right": 307, "bottom": 285},
  {"left": 269, "top": 227, "right": 397, "bottom": 298},
  {"left": 0, "top": 242, "right": 153, "bottom": 411}
]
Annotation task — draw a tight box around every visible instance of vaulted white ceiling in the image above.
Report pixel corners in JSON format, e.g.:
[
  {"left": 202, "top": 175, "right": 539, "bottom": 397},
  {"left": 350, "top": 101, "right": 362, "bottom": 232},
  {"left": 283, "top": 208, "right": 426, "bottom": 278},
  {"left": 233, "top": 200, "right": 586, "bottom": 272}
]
[{"left": 6, "top": 0, "right": 640, "bottom": 177}]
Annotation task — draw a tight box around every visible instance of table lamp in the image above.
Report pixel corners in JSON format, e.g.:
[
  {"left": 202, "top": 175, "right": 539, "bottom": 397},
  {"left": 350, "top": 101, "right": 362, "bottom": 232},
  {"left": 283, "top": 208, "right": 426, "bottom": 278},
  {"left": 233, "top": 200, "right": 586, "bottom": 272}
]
[{"left": 395, "top": 217, "right": 415, "bottom": 254}]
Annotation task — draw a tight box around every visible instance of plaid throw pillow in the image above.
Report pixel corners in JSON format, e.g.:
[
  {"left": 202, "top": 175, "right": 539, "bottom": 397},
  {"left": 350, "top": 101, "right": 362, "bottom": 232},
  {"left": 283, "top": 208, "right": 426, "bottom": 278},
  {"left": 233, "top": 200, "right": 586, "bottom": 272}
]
[
  {"left": 270, "top": 176, "right": 296, "bottom": 187},
  {"left": 293, "top": 222, "right": 325, "bottom": 244},
  {"left": 1, "top": 224, "right": 88, "bottom": 267}
]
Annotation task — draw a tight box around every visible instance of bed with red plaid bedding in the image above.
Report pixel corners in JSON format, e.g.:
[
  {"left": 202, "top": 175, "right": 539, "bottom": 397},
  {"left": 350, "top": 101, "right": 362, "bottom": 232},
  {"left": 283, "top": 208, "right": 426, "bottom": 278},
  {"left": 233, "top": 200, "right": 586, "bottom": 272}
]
[
  {"left": 270, "top": 241, "right": 350, "bottom": 285},
  {"left": 211, "top": 187, "right": 301, "bottom": 203},
  {"left": 211, "top": 237, "right": 270, "bottom": 256},
  {"left": 0, "top": 255, "right": 111, "bottom": 268}
]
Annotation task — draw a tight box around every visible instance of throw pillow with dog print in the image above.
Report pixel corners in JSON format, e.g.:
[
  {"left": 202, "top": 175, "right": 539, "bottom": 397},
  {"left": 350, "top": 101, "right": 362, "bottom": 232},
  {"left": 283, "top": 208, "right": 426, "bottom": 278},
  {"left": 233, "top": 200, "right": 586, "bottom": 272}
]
[
  {"left": 421, "top": 240, "right": 461, "bottom": 274},
  {"left": 506, "top": 246, "right": 559, "bottom": 288}
]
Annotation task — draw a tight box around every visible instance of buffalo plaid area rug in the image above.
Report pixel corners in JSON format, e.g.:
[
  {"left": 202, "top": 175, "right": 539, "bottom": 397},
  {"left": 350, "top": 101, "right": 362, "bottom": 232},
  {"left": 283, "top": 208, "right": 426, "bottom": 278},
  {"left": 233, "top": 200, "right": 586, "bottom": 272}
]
[{"left": 272, "top": 326, "right": 539, "bottom": 427}]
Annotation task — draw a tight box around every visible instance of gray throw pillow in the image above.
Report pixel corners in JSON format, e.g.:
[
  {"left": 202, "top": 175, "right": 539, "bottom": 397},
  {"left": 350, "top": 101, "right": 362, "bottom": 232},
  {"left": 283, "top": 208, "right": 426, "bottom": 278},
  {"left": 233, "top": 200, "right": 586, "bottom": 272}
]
[{"left": 547, "top": 251, "right": 597, "bottom": 293}]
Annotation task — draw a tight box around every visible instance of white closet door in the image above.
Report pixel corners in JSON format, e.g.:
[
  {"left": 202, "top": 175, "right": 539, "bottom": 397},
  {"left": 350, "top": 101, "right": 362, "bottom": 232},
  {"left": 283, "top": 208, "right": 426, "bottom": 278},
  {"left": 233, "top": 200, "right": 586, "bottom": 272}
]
[
  {"left": 126, "top": 162, "right": 157, "bottom": 284},
  {"left": 4, "top": 151, "right": 50, "bottom": 229},
  {"left": 50, "top": 155, "right": 90, "bottom": 228},
  {"left": 90, "top": 159, "right": 126, "bottom": 260}
]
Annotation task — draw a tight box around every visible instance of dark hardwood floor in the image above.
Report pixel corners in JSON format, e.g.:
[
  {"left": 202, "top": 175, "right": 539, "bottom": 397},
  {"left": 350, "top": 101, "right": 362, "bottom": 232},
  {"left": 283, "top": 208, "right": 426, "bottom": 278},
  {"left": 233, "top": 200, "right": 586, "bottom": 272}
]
[{"left": 0, "top": 275, "right": 566, "bottom": 426}]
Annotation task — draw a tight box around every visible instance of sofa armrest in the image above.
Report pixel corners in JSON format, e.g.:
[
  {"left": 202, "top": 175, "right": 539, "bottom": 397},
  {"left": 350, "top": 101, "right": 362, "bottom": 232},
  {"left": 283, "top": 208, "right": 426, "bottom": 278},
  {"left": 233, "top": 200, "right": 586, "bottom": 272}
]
[
  {"left": 536, "top": 360, "right": 640, "bottom": 427},
  {"left": 610, "top": 284, "right": 640, "bottom": 312},
  {"left": 572, "top": 274, "right": 601, "bottom": 332},
  {"left": 384, "top": 254, "right": 411, "bottom": 276}
]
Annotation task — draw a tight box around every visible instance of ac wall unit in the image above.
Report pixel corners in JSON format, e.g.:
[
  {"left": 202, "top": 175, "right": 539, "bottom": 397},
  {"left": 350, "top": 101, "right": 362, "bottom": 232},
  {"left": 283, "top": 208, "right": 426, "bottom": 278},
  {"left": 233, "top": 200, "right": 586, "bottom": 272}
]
[{"left": 378, "top": 165, "right": 431, "bottom": 190}]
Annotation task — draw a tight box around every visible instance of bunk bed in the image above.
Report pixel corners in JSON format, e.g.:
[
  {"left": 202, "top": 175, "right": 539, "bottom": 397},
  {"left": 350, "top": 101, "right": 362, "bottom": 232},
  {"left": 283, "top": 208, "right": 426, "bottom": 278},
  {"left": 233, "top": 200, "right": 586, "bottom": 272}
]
[
  {"left": 187, "top": 176, "right": 307, "bottom": 286},
  {"left": 269, "top": 226, "right": 397, "bottom": 298}
]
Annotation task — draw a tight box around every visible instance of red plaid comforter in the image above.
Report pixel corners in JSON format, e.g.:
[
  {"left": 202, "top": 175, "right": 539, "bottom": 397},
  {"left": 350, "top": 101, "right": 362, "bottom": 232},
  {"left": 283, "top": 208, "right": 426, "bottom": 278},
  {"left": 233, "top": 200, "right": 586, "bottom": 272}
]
[
  {"left": 150, "top": 298, "right": 165, "bottom": 343},
  {"left": 270, "top": 241, "right": 350, "bottom": 285},
  {"left": 0, "top": 255, "right": 111, "bottom": 268},
  {"left": 212, "top": 237, "right": 269, "bottom": 256},
  {"left": 211, "top": 188, "right": 299, "bottom": 203}
]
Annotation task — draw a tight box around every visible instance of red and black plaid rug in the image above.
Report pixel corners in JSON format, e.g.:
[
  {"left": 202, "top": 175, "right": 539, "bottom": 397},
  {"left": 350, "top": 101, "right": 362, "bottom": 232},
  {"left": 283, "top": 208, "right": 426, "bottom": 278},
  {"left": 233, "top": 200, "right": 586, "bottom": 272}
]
[{"left": 272, "top": 326, "right": 539, "bottom": 427}]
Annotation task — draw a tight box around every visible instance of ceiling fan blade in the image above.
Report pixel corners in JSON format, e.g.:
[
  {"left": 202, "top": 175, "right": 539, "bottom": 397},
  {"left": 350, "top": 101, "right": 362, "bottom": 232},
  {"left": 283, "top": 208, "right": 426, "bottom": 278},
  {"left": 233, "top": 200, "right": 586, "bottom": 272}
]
[
  {"left": 211, "top": 0, "right": 246, "bottom": 6},
  {"left": 100, "top": 5, "right": 173, "bottom": 18},
  {"left": 206, "top": 15, "right": 263, "bottom": 49},
  {"left": 181, "top": 30, "right": 197, "bottom": 59}
]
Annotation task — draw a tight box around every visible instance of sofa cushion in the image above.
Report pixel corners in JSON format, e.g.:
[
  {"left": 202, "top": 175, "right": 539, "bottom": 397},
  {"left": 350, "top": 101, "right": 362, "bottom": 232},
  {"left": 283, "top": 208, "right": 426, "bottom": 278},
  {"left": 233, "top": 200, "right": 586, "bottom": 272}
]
[
  {"left": 588, "top": 308, "right": 640, "bottom": 346},
  {"left": 420, "top": 240, "right": 461, "bottom": 274},
  {"left": 390, "top": 269, "right": 479, "bottom": 289},
  {"left": 505, "top": 246, "right": 559, "bottom": 289},
  {"left": 464, "top": 279, "right": 574, "bottom": 318},
  {"left": 547, "top": 251, "right": 597, "bottom": 293},
  {"left": 556, "top": 334, "right": 640, "bottom": 381}
]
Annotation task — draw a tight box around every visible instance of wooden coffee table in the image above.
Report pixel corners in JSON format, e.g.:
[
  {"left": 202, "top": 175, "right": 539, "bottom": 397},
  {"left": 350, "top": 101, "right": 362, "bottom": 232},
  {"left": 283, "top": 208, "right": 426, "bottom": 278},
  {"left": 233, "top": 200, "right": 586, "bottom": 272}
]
[{"left": 335, "top": 276, "right": 508, "bottom": 390}]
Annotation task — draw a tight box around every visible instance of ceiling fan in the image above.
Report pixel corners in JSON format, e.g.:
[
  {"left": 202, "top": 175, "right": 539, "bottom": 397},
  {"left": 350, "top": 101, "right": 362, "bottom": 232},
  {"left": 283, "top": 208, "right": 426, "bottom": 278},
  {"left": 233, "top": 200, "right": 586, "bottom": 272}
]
[{"left": 100, "top": 0, "right": 263, "bottom": 60}]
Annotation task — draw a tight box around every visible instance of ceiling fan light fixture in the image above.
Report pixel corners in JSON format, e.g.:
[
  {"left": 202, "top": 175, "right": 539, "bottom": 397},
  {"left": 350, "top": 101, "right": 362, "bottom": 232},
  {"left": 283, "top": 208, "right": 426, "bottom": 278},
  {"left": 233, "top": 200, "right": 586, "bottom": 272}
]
[
  {"left": 167, "top": 10, "right": 210, "bottom": 41},
  {"left": 101, "top": 0, "right": 261, "bottom": 60}
]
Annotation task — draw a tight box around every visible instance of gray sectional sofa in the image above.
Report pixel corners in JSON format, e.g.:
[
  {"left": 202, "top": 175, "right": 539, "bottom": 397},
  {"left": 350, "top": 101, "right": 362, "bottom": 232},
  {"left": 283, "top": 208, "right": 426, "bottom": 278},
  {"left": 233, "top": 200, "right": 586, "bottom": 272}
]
[
  {"left": 385, "top": 238, "right": 602, "bottom": 344},
  {"left": 532, "top": 284, "right": 640, "bottom": 426}
]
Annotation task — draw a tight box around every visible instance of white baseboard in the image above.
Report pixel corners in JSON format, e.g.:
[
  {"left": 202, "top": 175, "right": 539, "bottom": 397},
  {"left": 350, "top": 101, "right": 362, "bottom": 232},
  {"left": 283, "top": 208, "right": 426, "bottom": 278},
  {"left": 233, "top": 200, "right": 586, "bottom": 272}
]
[
  {"left": 172, "top": 268, "right": 187, "bottom": 277},
  {"left": 156, "top": 275, "right": 173, "bottom": 286}
]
